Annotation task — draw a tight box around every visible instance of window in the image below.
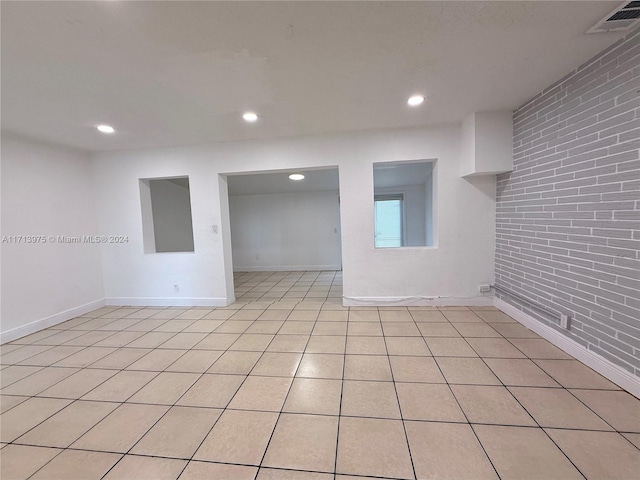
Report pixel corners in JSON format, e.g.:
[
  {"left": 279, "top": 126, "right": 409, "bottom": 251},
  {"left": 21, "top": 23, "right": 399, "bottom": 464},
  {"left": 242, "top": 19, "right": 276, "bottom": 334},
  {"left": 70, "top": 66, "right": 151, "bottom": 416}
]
[
  {"left": 373, "top": 160, "right": 435, "bottom": 248},
  {"left": 140, "top": 176, "right": 195, "bottom": 253},
  {"left": 374, "top": 194, "right": 403, "bottom": 248}
]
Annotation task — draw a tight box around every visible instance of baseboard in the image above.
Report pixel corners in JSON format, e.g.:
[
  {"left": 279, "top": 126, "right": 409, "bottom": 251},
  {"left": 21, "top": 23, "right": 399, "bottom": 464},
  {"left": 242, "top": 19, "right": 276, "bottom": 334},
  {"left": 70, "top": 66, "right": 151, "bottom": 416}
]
[
  {"left": 343, "top": 295, "right": 494, "bottom": 307},
  {"left": 105, "top": 297, "right": 230, "bottom": 307},
  {"left": 0, "top": 298, "right": 106, "bottom": 344},
  {"left": 234, "top": 265, "right": 341, "bottom": 272},
  {"left": 495, "top": 298, "right": 640, "bottom": 398}
]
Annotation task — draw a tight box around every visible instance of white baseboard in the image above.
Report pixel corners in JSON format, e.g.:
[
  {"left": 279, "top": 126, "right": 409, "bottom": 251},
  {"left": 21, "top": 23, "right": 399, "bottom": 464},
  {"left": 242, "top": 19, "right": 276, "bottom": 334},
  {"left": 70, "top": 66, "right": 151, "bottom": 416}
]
[
  {"left": 234, "top": 265, "right": 341, "bottom": 272},
  {"left": 0, "top": 298, "right": 106, "bottom": 344},
  {"left": 344, "top": 295, "right": 494, "bottom": 307},
  {"left": 495, "top": 298, "right": 640, "bottom": 399},
  {"left": 105, "top": 297, "right": 230, "bottom": 307}
]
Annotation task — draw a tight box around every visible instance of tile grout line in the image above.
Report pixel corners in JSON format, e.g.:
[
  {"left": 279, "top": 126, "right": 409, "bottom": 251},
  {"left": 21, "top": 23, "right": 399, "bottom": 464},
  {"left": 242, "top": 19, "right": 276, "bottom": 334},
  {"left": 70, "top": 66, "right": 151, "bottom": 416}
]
[
  {"left": 381, "top": 307, "right": 418, "bottom": 480},
  {"left": 454, "top": 317, "right": 590, "bottom": 480},
  {"left": 419, "top": 308, "right": 503, "bottom": 480},
  {"left": 470, "top": 311, "right": 638, "bottom": 448},
  {"left": 7, "top": 403, "right": 629, "bottom": 434},
  {"left": 22, "top": 306, "right": 255, "bottom": 478},
  {"left": 146, "top": 295, "right": 312, "bottom": 478},
  {"left": 13, "top": 363, "right": 169, "bottom": 478},
  {"left": 2, "top": 274, "right": 638, "bottom": 479},
  {"left": 331, "top": 298, "right": 349, "bottom": 480},
  {"left": 252, "top": 290, "right": 325, "bottom": 478},
  {"left": 249, "top": 300, "right": 328, "bottom": 480},
  {"left": 97, "top": 291, "right": 296, "bottom": 480}
]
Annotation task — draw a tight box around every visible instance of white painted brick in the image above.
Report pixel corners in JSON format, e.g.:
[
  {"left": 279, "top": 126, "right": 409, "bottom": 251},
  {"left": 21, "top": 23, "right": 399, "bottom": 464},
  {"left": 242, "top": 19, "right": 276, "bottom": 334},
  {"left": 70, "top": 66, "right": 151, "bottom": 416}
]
[{"left": 497, "top": 29, "right": 640, "bottom": 377}]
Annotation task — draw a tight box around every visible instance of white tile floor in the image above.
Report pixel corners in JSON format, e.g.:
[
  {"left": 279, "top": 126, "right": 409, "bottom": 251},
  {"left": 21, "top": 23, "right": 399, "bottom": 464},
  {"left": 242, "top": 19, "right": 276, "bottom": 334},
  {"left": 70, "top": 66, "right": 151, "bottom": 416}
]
[{"left": 0, "top": 271, "right": 638, "bottom": 479}]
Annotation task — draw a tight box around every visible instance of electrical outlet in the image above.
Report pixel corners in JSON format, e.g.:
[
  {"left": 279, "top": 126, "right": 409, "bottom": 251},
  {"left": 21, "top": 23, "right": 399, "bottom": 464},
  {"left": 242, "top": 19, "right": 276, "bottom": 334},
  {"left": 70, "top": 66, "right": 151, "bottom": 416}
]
[
  {"left": 479, "top": 284, "right": 491, "bottom": 293},
  {"left": 212, "top": 225, "right": 218, "bottom": 234},
  {"left": 173, "top": 284, "right": 180, "bottom": 294},
  {"left": 255, "top": 253, "right": 260, "bottom": 260},
  {"left": 560, "top": 314, "right": 570, "bottom": 329}
]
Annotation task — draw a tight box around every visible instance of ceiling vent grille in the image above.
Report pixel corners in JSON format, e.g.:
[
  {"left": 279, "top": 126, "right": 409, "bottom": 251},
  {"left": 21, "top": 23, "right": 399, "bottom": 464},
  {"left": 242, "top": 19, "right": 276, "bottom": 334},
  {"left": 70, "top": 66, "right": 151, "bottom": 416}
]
[{"left": 587, "top": 1, "right": 640, "bottom": 33}]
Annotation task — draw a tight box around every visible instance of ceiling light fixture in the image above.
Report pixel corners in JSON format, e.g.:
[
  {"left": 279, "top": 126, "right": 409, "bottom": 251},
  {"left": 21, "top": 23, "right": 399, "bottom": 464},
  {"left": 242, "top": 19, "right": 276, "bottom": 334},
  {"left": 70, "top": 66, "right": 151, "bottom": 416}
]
[
  {"left": 407, "top": 95, "right": 425, "bottom": 107},
  {"left": 96, "top": 124, "right": 115, "bottom": 134},
  {"left": 243, "top": 112, "right": 259, "bottom": 122},
  {"left": 288, "top": 173, "right": 305, "bottom": 181}
]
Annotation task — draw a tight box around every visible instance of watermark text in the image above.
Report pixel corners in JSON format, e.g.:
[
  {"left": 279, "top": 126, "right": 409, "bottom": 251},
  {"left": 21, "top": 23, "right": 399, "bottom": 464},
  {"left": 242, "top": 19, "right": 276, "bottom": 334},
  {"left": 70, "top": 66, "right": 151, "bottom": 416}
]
[{"left": 2, "top": 235, "right": 129, "bottom": 244}]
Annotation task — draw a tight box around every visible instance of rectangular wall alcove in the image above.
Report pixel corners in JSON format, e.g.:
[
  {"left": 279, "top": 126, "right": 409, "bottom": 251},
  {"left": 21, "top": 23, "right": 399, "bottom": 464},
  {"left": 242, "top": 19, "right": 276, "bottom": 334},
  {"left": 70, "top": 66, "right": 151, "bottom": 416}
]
[{"left": 139, "top": 176, "right": 195, "bottom": 253}]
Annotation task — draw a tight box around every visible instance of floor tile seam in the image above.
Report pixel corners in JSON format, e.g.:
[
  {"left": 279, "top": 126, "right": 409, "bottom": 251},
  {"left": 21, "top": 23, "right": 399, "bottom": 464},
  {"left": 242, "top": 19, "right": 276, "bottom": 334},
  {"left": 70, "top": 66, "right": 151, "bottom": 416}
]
[
  {"left": 2, "top": 342, "right": 89, "bottom": 369},
  {"left": 7, "top": 415, "right": 633, "bottom": 453},
  {"left": 96, "top": 307, "right": 145, "bottom": 319},
  {"left": 408, "top": 313, "right": 501, "bottom": 480},
  {"left": 0, "top": 364, "right": 48, "bottom": 389},
  {"left": 56, "top": 370, "right": 164, "bottom": 438},
  {"left": 7, "top": 381, "right": 576, "bottom": 405},
  {"left": 331, "top": 311, "right": 349, "bottom": 477},
  {"left": 2, "top": 396, "right": 74, "bottom": 448},
  {"left": 253, "top": 304, "right": 323, "bottom": 473},
  {"left": 144, "top": 303, "right": 283, "bottom": 469},
  {"left": 5, "top": 281, "right": 634, "bottom": 478},
  {"left": 104, "top": 325, "right": 190, "bottom": 353},
  {"left": 51, "top": 325, "right": 254, "bottom": 464},
  {"left": 380, "top": 330, "right": 418, "bottom": 480},
  {"left": 457, "top": 335, "right": 551, "bottom": 431},
  {"left": 6, "top": 371, "right": 604, "bottom": 395},
  {"left": 467, "top": 337, "right": 590, "bottom": 480},
  {"left": 26, "top": 366, "right": 127, "bottom": 405},
  {"left": 157, "top": 295, "right": 311, "bottom": 475},
  {"left": 561, "top": 382, "right": 633, "bottom": 440},
  {"left": 2, "top": 363, "right": 119, "bottom": 398},
  {"left": 20, "top": 442, "right": 71, "bottom": 480},
  {"left": 6, "top": 328, "right": 61, "bottom": 345},
  {"left": 113, "top": 353, "right": 229, "bottom": 476}
]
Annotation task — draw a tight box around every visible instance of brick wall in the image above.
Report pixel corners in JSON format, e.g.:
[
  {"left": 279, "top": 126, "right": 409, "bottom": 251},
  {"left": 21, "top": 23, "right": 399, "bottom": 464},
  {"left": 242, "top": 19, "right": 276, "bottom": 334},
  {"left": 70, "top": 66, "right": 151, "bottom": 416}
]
[{"left": 495, "top": 28, "right": 640, "bottom": 376}]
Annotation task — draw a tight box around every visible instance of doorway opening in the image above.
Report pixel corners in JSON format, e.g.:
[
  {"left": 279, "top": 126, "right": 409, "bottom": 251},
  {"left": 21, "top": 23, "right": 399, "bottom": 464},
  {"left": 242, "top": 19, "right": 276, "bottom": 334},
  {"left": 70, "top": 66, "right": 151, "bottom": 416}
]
[{"left": 219, "top": 167, "right": 342, "bottom": 303}]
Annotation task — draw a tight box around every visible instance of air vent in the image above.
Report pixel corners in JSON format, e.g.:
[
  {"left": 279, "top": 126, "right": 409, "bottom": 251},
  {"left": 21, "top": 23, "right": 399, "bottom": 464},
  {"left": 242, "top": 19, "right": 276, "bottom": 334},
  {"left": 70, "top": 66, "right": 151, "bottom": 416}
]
[
  {"left": 588, "top": 1, "right": 640, "bottom": 33},
  {"left": 609, "top": 9, "right": 640, "bottom": 21}
]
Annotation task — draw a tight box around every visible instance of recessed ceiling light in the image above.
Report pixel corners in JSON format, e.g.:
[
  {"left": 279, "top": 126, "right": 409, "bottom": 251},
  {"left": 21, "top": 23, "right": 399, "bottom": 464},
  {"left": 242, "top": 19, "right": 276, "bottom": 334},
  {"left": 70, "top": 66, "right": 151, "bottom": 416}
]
[
  {"left": 407, "top": 95, "right": 425, "bottom": 107},
  {"left": 243, "top": 112, "right": 258, "bottom": 122},
  {"left": 288, "top": 173, "right": 305, "bottom": 181},
  {"left": 96, "top": 124, "right": 115, "bottom": 134}
]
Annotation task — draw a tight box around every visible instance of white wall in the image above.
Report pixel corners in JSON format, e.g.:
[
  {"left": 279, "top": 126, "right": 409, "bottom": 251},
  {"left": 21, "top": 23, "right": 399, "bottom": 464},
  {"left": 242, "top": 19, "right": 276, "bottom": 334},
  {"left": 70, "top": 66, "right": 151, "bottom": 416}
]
[
  {"left": 149, "top": 179, "right": 195, "bottom": 253},
  {"left": 425, "top": 173, "right": 435, "bottom": 247},
  {"left": 1, "top": 134, "right": 105, "bottom": 341},
  {"left": 92, "top": 160, "right": 228, "bottom": 306},
  {"left": 91, "top": 124, "right": 496, "bottom": 306},
  {"left": 230, "top": 191, "right": 341, "bottom": 271}
]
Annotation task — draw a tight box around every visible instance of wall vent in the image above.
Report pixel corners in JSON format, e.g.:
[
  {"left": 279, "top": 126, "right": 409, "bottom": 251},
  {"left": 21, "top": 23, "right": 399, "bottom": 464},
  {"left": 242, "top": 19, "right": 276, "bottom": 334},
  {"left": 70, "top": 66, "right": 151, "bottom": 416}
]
[{"left": 588, "top": 1, "right": 640, "bottom": 33}]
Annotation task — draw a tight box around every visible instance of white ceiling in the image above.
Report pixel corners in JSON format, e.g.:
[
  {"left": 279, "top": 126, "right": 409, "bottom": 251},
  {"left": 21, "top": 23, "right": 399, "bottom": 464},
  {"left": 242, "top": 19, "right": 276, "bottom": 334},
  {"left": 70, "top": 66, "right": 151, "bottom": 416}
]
[
  {"left": 1, "top": 1, "right": 626, "bottom": 152},
  {"left": 374, "top": 161, "right": 434, "bottom": 189},
  {"left": 227, "top": 168, "right": 339, "bottom": 196}
]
